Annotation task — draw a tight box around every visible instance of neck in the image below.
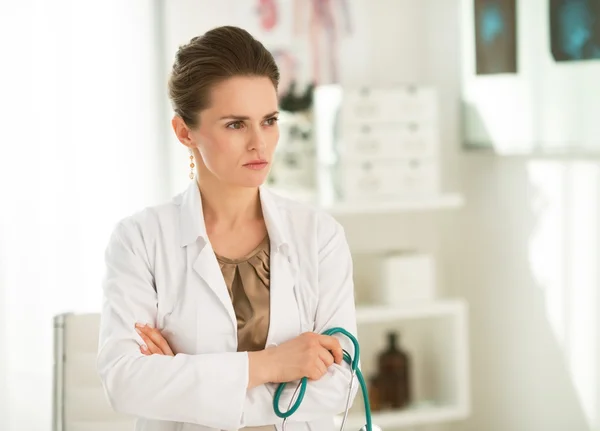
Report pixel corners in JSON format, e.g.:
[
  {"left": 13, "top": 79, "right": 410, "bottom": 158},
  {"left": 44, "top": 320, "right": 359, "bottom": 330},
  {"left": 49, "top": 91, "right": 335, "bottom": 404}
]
[{"left": 195, "top": 176, "right": 262, "bottom": 229}]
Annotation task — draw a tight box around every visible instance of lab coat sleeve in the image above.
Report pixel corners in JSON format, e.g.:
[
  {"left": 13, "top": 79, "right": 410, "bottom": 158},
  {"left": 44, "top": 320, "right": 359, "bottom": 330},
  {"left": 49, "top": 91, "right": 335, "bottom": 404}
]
[
  {"left": 96, "top": 220, "right": 248, "bottom": 431},
  {"left": 240, "top": 217, "right": 360, "bottom": 427}
]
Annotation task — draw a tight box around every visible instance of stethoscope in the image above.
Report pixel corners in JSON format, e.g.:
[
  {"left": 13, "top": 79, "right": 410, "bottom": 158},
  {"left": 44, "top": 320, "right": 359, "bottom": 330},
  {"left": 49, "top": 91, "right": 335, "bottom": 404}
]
[{"left": 272, "top": 327, "right": 378, "bottom": 431}]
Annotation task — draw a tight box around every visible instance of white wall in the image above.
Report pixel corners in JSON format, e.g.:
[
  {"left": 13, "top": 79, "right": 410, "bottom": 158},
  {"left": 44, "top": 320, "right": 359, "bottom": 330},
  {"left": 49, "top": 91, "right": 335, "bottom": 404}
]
[
  {"left": 421, "top": 1, "right": 599, "bottom": 431},
  {"left": 443, "top": 158, "right": 600, "bottom": 431},
  {"left": 0, "top": 250, "right": 6, "bottom": 430}
]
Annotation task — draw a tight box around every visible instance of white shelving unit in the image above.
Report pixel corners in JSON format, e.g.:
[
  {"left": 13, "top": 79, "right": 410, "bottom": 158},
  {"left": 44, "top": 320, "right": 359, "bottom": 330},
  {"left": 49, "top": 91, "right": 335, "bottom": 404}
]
[{"left": 338, "top": 299, "right": 470, "bottom": 430}]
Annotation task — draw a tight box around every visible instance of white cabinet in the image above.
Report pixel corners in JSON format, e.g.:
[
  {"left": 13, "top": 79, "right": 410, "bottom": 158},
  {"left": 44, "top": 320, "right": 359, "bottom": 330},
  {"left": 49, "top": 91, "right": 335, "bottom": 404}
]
[{"left": 313, "top": 84, "right": 444, "bottom": 206}]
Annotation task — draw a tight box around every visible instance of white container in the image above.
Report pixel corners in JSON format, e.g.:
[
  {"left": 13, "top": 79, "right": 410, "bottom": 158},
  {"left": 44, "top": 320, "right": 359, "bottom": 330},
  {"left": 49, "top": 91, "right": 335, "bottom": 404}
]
[
  {"left": 394, "top": 158, "right": 441, "bottom": 197},
  {"left": 374, "top": 252, "right": 437, "bottom": 305},
  {"left": 335, "top": 157, "right": 441, "bottom": 201},
  {"left": 339, "top": 122, "right": 440, "bottom": 159},
  {"left": 339, "top": 85, "right": 438, "bottom": 124}
]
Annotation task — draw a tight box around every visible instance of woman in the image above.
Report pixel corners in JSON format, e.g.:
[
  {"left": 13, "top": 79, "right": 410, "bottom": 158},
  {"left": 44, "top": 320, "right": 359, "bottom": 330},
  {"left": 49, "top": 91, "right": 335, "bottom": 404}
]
[{"left": 96, "top": 26, "right": 359, "bottom": 431}]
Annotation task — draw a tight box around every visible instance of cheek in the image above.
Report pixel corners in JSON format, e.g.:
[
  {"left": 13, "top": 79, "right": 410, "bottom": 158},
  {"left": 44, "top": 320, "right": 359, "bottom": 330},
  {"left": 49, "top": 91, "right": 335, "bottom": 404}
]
[
  {"left": 199, "top": 131, "right": 236, "bottom": 163},
  {"left": 269, "top": 128, "right": 280, "bottom": 150}
]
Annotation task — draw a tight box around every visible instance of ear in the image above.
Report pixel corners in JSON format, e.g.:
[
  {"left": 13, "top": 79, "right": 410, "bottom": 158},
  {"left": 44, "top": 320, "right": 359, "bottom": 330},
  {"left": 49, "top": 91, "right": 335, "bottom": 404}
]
[{"left": 171, "top": 116, "right": 196, "bottom": 149}]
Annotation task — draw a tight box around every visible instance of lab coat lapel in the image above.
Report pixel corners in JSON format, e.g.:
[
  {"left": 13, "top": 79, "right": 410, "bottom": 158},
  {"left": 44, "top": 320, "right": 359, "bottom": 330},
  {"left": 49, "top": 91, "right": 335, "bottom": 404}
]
[
  {"left": 260, "top": 187, "right": 302, "bottom": 346},
  {"left": 179, "top": 181, "right": 237, "bottom": 332},
  {"left": 192, "top": 240, "right": 237, "bottom": 331},
  {"left": 267, "top": 249, "right": 300, "bottom": 346},
  {"left": 179, "top": 182, "right": 302, "bottom": 342}
]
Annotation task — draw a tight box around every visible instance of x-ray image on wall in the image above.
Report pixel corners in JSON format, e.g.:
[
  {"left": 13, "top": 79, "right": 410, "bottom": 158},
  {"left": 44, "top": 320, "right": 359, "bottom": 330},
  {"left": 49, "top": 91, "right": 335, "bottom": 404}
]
[
  {"left": 550, "top": 0, "right": 600, "bottom": 62},
  {"left": 474, "top": 0, "right": 518, "bottom": 74}
]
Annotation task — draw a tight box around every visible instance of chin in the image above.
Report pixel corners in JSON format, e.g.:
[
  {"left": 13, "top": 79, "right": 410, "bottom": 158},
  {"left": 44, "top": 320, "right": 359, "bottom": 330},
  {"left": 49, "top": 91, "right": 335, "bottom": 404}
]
[{"left": 233, "top": 173, "right": 269, "bottom": 188}]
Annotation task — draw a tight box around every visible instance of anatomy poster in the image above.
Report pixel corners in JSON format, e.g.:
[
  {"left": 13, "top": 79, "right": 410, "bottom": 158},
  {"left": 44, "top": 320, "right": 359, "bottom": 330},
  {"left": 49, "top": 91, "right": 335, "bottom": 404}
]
[
  {"left": 237, "top": 0, "right": 368, "bottom": 96},
  {"left": 240, "top": 0, "right": 296, "bottom": 47}
]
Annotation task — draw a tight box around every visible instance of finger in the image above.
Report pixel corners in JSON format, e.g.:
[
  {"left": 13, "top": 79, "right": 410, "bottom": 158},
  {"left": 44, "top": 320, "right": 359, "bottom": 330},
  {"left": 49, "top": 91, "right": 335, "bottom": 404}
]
[
  {"left": 308, "top": 359, "right": 328, "bottom": 381},
  {"left": 317, "top": 335, "right": 343, "bottom": 365},
  {"left": 136, "top": 327, "right": 164, "bottom": 355},
  {"left": 316, "top": 359, "right": 327, "bottom": 377},
  {"left": 318, "top": 346, "right": 335, "bottom": 368},
  {"left": 137, "top": 324, "right": 174, "bottom": 356},
  {"left": 145, "top": 325, "right": 175, "bottom": 356}
]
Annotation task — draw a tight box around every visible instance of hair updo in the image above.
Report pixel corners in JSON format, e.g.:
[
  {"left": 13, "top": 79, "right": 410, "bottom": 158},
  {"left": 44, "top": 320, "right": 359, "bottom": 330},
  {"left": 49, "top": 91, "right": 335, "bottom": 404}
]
[{"left": 168, "top": 26, "right": 280, "bottom": 128}]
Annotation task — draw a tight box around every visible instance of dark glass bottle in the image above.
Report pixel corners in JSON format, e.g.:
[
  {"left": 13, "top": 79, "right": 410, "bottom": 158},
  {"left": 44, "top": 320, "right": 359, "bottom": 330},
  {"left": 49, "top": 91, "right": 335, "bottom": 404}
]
[{"left": 377, "top": 331, "right": 411, "bottom": 409}]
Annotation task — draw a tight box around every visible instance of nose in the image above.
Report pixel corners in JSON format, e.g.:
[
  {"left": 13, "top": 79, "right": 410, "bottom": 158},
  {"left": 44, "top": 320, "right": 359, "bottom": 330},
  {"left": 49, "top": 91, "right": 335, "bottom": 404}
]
[{"left": 248, "top": 127, "right": 266, "bottom": 155}]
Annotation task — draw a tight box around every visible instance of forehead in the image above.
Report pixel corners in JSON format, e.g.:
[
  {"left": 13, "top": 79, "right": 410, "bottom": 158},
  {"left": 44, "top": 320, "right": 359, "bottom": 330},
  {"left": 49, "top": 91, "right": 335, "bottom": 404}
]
[{"left": 206, "top": 76, "right": 278, "bottom": 117}]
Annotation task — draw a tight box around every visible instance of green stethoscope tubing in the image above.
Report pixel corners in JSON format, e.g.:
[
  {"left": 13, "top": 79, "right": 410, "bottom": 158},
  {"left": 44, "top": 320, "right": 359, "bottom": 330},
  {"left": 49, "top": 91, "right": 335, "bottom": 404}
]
[{"left": 272, "top": 327, "right": 373, "bottom": 431}]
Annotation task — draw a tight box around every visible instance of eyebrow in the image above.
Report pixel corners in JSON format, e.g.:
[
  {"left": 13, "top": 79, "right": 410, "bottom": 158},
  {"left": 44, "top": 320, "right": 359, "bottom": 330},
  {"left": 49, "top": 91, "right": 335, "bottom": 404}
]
[{"left": 219, "top": 111, "right": 279, "bottom": 121}]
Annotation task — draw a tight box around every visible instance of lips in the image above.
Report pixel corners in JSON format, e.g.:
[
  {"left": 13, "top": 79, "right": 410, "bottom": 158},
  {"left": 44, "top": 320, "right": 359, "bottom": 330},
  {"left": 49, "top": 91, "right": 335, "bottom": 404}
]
[{"left": 243, "top": 160, "right": 268, "bottom": 170}]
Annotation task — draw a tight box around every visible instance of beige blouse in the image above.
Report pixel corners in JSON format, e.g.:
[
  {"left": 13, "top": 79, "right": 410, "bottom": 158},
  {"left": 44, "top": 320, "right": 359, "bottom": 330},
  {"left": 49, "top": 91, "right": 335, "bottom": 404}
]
[{"left": 215, "top": 235, "right": 275, "bottom": 431}]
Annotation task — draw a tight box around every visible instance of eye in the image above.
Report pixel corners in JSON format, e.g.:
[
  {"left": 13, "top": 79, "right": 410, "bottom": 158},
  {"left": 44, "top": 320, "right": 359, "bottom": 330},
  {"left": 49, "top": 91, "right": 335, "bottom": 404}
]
[
  {"left": 226, "top": 121, "right": 244, "bottom": 130},
  {"left": 264, "top": 116, "right": 279, "bottom": 126}
]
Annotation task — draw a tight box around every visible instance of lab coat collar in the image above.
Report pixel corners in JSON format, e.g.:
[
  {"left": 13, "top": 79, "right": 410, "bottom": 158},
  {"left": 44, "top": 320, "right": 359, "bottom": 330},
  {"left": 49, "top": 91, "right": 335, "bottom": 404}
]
[{"left": 177, "top": 180, "right": 290, "bottom": 254}]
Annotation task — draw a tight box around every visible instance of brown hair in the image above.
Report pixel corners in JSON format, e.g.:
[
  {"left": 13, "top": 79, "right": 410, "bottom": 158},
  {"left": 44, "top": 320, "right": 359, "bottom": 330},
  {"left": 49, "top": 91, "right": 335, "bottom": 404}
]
[{"left": 168, "top": 26, "right": 280, "bottom": 128}]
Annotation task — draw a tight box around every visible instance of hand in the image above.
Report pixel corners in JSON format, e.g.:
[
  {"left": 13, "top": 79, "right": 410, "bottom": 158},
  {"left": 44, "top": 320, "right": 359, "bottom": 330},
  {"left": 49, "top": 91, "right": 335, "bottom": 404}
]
[
  {"left": 135, "top": 323, "right": 174, "bottom": 356},
  {"left": 267, "top": 332, "right": 344, "bottom": 383}
]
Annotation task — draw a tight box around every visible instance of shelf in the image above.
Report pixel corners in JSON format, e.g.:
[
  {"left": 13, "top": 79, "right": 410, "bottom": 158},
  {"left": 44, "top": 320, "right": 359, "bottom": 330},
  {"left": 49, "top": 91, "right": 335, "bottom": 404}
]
[
  {"left": 356, "top": 299, "right": 466, "bottom": 324},
  {"left": 264, "top": 187, "right": 464, "bottom": 216},
  {"left": 325, "top": 193, "right": 464, "bottom": 216},
  {"left": 335, "top": 404, "right": 469, "bottom": 429},
  {"left": 349, "top": 299, "right": 471, "bottom": 429}
]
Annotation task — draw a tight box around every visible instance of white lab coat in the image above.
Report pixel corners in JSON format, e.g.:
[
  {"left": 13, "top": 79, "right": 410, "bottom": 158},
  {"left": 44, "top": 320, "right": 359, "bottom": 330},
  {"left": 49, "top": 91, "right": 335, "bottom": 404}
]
[{"left": 96, "top": 180, "right": 360, "bottom": 431}]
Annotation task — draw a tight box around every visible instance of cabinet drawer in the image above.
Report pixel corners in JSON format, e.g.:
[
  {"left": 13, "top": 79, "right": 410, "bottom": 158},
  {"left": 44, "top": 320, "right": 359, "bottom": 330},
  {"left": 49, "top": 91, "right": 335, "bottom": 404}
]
[
  {"left": 339, "top": 122, "right": 439, "bottom": 158},
  {"left": 340, "top": 85, "right": 437, "bottom": 124},
  {"left": 337, "top": 158, "right": 440, "bottom": 201}
]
